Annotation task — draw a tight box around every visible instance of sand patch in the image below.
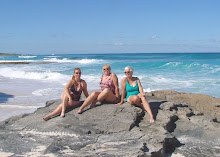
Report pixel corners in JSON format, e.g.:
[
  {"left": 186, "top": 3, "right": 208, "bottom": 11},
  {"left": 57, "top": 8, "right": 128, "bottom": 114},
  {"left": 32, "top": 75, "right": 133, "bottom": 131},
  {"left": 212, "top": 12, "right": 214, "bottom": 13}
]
[{"left": 19, "top": 129, "right": 79, "bottom": 138}]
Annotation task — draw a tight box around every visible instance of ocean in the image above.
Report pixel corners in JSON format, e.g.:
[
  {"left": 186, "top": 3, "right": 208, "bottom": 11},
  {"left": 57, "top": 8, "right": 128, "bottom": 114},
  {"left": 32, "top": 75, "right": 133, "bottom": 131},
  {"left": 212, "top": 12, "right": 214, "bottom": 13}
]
[{"left": 0, "top": 53, "right": 220, "bottom": 121}]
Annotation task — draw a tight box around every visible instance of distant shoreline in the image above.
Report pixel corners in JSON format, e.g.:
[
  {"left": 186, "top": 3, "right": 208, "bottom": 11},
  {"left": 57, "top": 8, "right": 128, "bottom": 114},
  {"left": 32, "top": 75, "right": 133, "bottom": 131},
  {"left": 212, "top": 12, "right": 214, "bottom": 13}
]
[
  {"left": 0, "top": 53, "right": 20, "bottom": 56},
  {"left": 1, "top": 52, "right": 220, "bottom": 56},
  {"left": 0, "top": 61, "right": 53, "bottom": 64}
]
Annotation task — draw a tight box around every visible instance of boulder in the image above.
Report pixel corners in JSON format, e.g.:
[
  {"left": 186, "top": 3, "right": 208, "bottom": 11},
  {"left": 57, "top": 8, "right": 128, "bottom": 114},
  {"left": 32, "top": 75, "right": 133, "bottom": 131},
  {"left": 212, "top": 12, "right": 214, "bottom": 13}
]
[{"left": 0, "top": 90, "right": 219, "bottom": 156}]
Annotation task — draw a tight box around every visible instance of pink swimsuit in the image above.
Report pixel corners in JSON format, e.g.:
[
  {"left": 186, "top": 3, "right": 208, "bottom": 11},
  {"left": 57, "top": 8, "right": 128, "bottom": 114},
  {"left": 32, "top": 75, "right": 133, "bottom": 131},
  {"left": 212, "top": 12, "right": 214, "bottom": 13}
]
[{"left": 100, "top": 74, "right": 115, "bottom": 94}]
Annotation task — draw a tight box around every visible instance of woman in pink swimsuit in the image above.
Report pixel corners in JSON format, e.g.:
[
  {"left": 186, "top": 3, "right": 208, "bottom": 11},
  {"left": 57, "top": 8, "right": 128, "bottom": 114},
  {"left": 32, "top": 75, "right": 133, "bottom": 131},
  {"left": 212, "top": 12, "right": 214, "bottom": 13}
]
[
  {"left": 77, "top": 64, "right": 119, "bottom": 114},
  {"left": 43, "top": 68, "right": 89, "bottom": 121}
]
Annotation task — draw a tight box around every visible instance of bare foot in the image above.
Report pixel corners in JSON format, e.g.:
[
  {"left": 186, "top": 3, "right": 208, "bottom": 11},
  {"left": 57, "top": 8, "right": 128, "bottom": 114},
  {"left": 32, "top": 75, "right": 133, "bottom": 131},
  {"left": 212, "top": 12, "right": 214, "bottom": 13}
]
[
  {"left": 77, "top": 109, "right": 83, "bottom": 114},
  {"left": 90, "top": 104, "right": 95, "bottom": 108},
  {"left": 150, "top": 118, "right": 155, "bottom": 123},
  {"left": 60, "top": 113, "right": 65, "bottom": 117},
  {"left": 90, "top": 100, "right": 97, "bottom": 108},
  {"left": 43, "top": 116, "right": 50, "bottom": 121}
]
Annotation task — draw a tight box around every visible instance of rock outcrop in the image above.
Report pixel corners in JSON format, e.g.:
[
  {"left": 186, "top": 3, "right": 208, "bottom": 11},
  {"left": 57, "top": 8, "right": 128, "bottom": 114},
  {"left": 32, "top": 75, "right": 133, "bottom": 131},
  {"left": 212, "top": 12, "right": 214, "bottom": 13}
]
[
  {"left": 0, "top": 90, "right": 220, "bottom": 157},
  {"left": 150, "top": 90, "right": 220, "bottom": 120}
]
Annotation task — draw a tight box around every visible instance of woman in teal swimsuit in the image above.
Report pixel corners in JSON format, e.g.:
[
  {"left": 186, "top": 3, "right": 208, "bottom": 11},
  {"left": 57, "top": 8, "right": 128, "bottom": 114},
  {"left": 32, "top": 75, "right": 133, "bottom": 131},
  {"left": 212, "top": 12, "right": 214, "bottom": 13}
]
[{"left": 116, "top": 66, "right": 154, "bottom": 123}]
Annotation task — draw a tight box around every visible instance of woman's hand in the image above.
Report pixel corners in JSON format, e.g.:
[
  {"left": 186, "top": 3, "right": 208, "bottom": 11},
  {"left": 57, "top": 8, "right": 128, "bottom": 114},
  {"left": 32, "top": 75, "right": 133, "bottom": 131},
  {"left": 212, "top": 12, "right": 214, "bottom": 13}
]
[
  {"left": 115, "top": 102, "right": 123, "bottom": 106},
  {"left": 139, "top": 93, "right": 146, "bottom": 98},
  {"left": 150, "top": 118, "right": 155, "bottom": 123},
  {"left": 68, "top": 96, "right": 73, "bottom": 104}
]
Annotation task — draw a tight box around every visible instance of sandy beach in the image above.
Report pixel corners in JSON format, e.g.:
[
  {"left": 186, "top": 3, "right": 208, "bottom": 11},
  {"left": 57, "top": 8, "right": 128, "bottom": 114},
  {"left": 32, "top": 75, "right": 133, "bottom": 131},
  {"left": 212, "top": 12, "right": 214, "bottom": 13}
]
[{"left": 0, "top": 76, "right": 63, "bottom": 122}]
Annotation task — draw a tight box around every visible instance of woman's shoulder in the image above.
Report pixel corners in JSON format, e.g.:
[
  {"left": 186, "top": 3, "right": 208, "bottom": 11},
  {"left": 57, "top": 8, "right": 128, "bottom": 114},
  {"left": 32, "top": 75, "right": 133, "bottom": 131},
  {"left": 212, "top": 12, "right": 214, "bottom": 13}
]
[
  {"left": 81, "top": 79, "right": 86, "bottom": 84},
  {"left": 111, "top": 73, "right": 117, "bottom": 77},
  {"left": 67, "top": 80, "right": 73, "bottom": 84},
  {"left": 66, "top": 80, "right": 74, "bottom": 87},
  {"left": 80, "top": 79, "right": 87, "bottom": 88},
  {"left": 121, "top": 77, "right": 126, "bottom": 82},
  {"left": 135, "top": 77, "right": 140, "bottom": 80}
]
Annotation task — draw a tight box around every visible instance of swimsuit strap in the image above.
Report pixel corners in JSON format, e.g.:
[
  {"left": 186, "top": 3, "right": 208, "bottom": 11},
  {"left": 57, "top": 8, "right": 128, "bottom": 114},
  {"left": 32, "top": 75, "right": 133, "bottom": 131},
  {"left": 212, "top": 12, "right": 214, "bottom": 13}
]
[
  {"left": 78, "top": 79, "right": 83, "bottom": 91},
  {"left": 126, "top": 77, "right": 137, "bottom": 86}
]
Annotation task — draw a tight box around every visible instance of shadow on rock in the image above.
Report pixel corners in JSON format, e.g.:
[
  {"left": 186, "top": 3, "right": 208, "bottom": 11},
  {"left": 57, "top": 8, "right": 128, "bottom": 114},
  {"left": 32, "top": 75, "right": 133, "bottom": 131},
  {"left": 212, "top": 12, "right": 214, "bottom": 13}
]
[{"left": 149, "top": 101, "right": 167, "bottom": 120}]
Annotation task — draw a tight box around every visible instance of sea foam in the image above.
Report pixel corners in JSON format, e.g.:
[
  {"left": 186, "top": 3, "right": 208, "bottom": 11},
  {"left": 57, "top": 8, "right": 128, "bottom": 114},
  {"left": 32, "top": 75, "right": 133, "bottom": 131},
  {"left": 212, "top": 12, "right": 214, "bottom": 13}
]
[
  {"left": 32, "top": 88, "right": 62, "bottom": 96},
  {"left": 0, "top": 67, "right": 69, "bottom": 83},
  {"left": 0, "top": 60, "right": 35, "bottom": 63},
  {"left": 18, "top": 55, "right": 37, "bottom": 58},
  {"left": 43, "top": 58, "right": 104, "bottom": 64}
]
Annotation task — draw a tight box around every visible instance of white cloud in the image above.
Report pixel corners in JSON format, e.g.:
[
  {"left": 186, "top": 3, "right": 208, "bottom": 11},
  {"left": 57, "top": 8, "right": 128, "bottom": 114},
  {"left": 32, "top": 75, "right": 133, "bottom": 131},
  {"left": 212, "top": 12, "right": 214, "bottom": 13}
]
[
  {"left": 97, "top": 42, "right": 125, "bottom": 46},
  {"left": 210, "top": 38, "right": 220, "bottom": 43},
  {"left": 114, "top": 42, "right": 124, "bottom": 46},
  {"left": 150, "top": 34, "right": 158, "bottom": 39}
]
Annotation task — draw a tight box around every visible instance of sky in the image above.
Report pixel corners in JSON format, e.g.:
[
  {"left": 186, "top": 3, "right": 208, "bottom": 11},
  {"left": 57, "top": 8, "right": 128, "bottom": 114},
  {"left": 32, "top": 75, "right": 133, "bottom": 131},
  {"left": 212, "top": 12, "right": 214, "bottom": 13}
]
[{"left": 1, "top": 0, "right": 220, "bottom": 54}]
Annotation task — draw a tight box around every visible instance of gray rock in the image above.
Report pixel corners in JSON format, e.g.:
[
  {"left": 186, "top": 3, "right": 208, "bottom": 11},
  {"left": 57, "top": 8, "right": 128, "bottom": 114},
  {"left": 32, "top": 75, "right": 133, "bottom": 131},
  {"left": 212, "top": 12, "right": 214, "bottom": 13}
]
[{"left": 0, "top": 90, "right": 220, "bottom": 157}]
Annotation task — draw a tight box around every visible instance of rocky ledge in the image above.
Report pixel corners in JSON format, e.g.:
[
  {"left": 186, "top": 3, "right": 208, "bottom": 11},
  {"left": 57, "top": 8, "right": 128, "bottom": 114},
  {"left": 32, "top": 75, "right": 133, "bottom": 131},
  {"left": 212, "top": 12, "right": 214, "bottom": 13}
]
[{"left": 0, "top": 90, "right": 220, "bottom": 157}]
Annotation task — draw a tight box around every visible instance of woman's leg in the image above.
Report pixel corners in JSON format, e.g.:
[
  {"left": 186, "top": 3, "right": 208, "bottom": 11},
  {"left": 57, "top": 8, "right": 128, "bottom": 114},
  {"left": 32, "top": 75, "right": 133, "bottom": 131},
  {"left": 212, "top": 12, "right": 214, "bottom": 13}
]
[
  {"left": 137, "top": 93, "right": 154, "bottom": 123},
  {"left": 97, "top": 88, "right": 117, "bottom": 103},
  {"left": 43, "top": 94, "right": 79, "bottom": 121},
  {"left": 43, "top": 103, "right": 63, "bottom": 121},
  {"left": 60, "top": 95, "right": 69, "bottom": 117},
  {"left": 90, "top": 98, "right": 98, "bottom": 108},
  {"left": 43, "top": 93, "right": 65, "bottom": 121},
  {"left": 128, "top": 94, "right": 154, "bottom": 123},
  {"left": 77, "top": 91, "right": 100, "bottom": 114},
  {"left": 127, "top": 95, "right": 142, "bottom": 106}
]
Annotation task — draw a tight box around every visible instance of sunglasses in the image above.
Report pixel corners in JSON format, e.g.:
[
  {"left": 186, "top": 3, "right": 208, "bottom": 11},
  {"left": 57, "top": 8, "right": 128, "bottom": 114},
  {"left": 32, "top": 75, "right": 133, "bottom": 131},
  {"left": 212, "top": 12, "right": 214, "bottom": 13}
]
[
  {"left": 124, "top": 71, "right": 130, "bottom": 74},
  {"left": 103, "top": 68, "right": 109, "bottom": 71},
  {"left": 75, "top": 72, "right": 81, "bottom": 74}
]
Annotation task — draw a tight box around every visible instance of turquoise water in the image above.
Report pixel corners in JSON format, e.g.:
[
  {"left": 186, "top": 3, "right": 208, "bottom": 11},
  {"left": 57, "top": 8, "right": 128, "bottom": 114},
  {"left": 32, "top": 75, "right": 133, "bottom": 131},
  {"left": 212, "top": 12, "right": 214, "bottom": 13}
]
[
  {"left": 1, "top": 53, "right": 220, "bottom": 97},
  {"left": 0, "top": 53, "right": 219, "bottom": 121}
]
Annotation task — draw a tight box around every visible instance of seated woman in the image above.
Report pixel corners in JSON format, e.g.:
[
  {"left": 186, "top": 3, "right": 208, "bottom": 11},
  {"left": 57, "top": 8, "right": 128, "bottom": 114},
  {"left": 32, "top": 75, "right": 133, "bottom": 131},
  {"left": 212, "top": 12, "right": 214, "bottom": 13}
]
[
  {"left": 116, "top": 66, "right": 155, "bottom": 123},
  {"left": 43, "top": 68, "right": 89, "bottom": 121},
  {"left": 77, "top": 64, "right": 119, "bottom": 114}
]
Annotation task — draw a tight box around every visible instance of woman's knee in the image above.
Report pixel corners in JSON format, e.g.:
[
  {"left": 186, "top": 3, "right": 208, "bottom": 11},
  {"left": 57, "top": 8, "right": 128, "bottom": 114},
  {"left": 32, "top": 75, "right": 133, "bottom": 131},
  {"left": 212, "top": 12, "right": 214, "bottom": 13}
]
[
  {"left": 63, "top": 95, "right": 69, "bottom": 102},
  {"left": 90, "top": 91, "right": 96, "bottom": 97},
  {"left": 129, "top": 95, "right": 140, "bottom": 104},
  {"left": 61, "top": 93, "right": 65, "bottom": 100},
  {"left": 138, "top": 93, "right": 146, "bottom": 100},
  {"left": 98, "top": 89, "right": 112, "bottom": 100},
  {"left": 134, "top": 95, "right": 141, "bottom": 102},
  {"left": 102, "top": 88, "right": 111, "bottom": 94},
  {"left": 91, "top": 91, "right": 99, "bottom": 97}
]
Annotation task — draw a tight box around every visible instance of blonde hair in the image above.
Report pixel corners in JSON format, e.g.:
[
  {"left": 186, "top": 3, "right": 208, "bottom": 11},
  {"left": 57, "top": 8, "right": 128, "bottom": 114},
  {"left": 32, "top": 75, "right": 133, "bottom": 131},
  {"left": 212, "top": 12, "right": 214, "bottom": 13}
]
[
  {"left": 103, "top": 64, "right": 111, "bottom": 70},
  {"left": 72, "top": 68, "right": 81, "bottom": 84},
  {"left": 125, "top": 66, "right": 133, "bottom": 74}
]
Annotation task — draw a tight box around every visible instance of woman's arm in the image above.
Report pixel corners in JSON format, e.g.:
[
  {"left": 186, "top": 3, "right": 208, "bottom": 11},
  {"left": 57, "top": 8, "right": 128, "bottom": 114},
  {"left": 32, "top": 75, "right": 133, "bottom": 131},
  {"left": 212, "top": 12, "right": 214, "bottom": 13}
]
[
  {"left": 112, "top": 73, "right": 119, "bottom": 98},
  {"left": 136, "top": 77, "right": 145, "bottom": 96},
  {"left": 82, "top": 80, "right": 89, "bottom": 98},
  {"left": 115, "top": 78, "right": 126, "bottom": 105},
  {"left": 64, "top": 80, "right": 74, "bottom": 100}
]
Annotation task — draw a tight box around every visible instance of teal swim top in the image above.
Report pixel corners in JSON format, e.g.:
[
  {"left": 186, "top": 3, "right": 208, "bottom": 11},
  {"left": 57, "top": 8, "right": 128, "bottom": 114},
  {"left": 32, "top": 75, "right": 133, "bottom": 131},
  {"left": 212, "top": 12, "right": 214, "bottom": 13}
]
[{"left": 126, "top": 77, "right": 140, "bottom": 100}]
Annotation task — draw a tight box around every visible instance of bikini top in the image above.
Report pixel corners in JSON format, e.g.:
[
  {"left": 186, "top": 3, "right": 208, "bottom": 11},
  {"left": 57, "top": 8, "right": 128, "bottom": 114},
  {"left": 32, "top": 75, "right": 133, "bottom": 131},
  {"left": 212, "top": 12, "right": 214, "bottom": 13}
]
[
  {"left": 69, "top": 80, "right": 83, "bottom": 101},
  {"left": 100, "top": 73, "right": 115, "bottom": 94}
]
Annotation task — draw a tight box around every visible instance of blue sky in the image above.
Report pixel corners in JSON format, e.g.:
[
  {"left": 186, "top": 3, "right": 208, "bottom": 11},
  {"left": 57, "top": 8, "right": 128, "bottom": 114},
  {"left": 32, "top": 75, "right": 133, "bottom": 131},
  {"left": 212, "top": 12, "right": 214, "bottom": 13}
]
[{"left": 1, "top": 0, "right": 220, "bottom": 54}]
